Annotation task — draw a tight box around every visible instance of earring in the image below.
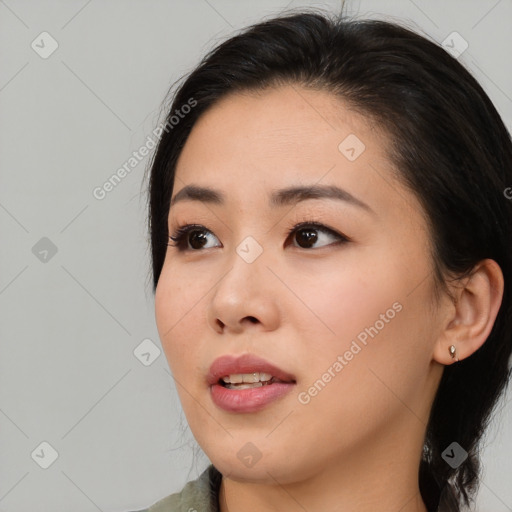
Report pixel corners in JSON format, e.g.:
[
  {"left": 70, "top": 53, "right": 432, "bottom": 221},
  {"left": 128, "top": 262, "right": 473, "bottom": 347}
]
[{"left": 449, "top": 345, "right": 459, "bottom": 362}]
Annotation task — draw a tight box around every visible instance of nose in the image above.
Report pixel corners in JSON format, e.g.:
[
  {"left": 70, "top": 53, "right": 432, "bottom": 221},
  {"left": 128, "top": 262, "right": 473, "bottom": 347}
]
[{"left": 207, "top": 247, "right": 280, "bottom": 335}]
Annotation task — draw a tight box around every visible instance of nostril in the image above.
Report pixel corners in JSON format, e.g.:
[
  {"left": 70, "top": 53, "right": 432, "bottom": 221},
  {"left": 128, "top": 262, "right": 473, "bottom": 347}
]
[{"left": 247, "top": 316, "right": 258, "bottom": 323}]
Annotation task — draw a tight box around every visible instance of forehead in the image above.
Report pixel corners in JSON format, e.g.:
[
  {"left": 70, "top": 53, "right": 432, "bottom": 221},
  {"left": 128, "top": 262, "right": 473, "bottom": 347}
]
[
  {"left": 181, "top": 86, "right": 374, "bottom": 152},
  {"left": 173, "top": 85, "right": 419, "bottom": 220}
]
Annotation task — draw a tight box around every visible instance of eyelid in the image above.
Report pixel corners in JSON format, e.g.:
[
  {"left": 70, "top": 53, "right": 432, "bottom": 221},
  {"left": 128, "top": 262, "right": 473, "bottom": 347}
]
[{"left": 286, "top": 220, "right": 350, "bottom": 242}]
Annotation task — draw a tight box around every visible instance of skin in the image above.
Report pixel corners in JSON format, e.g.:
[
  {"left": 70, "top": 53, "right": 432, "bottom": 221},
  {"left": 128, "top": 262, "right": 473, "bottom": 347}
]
[{"left": 154, "top": 85, "right": 504, "bottom": 512}]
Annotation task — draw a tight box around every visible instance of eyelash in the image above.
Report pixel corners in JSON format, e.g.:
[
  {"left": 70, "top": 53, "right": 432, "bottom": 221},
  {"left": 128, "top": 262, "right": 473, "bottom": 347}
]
[{"left": 167, "top": 220, "right": 350, "bottom": 252}]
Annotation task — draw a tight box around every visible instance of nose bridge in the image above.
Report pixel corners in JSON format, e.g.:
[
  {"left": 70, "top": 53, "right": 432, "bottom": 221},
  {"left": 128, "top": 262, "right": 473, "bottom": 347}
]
[{"left": 207, "top": 234, "right": 279, "bottom": 332}]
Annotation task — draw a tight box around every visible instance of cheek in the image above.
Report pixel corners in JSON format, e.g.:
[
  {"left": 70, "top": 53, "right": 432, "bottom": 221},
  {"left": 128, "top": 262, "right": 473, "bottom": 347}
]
[
  {"left": 154, "top": 263, "right": 206, "bottom": 374},
  {"left": 289, "top": 249, "right": 433, "bottom": 408},
  {"left": 287, "top": 256, "right": 402, "bottom": 356}
]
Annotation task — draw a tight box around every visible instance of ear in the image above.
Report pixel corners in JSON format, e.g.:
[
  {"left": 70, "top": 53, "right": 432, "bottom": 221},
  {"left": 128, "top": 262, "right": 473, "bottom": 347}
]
[{"left": 433, "top": 259, "right": 504, "bottom": 365}]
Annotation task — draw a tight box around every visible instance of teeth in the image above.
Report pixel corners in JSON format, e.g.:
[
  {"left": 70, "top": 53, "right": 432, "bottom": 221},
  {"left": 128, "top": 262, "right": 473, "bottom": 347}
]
[
  {"left": 221, "top": 372, "right": 273, "bottom": 384},
  {"left": 225, "top": 382, "right": 265, "bottom": 390}
]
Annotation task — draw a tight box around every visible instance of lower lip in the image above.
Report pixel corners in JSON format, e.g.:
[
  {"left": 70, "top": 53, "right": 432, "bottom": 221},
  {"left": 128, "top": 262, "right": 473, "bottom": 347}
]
[{"left": 210, "top": 382, "right": 296, "bottom": 413}]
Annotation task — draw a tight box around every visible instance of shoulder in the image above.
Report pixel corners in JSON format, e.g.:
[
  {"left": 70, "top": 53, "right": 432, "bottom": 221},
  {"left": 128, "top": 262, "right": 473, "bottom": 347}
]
[{"left": 129, "top": 464, "right": 222, "bottom": 512}]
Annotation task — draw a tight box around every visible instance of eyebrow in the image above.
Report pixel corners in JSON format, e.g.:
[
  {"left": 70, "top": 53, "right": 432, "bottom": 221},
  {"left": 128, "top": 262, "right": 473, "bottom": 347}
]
[{"left": 169, "top": 184, "right": 375, "bottom": 215}]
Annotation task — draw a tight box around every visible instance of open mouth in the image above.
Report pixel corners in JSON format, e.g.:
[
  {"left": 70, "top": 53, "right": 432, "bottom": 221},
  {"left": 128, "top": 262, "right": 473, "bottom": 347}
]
[
  {"left": 210, "top": 367, "right": 297, "bottom": 412},
  {"left": 218, "top": 373, "right": 296, "bottom": 390},
  {"left": 219, "top": 376, "right": 288, "bottom": 390}
]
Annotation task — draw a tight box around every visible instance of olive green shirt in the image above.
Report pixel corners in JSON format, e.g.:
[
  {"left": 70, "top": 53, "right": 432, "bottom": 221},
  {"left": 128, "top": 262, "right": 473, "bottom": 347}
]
[
  {"left": 132, "top": 464, "right": 458, "bottom": 512},
  {"left": 133, "top": 465, "right": 221, "bottom": 512}
]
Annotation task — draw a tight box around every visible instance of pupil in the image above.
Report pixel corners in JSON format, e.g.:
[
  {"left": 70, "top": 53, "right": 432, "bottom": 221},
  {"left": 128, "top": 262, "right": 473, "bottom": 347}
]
[
  {"left": 297, "top": 228, "right": 317, "bottom": 248},
  {"left": 190, "top": 231, "right": 207, "bottom": 249}
]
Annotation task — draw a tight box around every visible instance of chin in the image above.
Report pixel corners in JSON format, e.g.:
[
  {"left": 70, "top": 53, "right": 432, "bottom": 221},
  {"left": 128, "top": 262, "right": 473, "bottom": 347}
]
[{"left": 211, "top": 450, "right": 308, "bottom": 485}]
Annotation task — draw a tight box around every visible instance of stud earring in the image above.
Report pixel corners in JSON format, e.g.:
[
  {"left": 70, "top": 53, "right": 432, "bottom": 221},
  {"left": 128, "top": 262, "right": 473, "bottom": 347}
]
[{"left": 449, "top": 344, "right": 459, "bottom": 362}]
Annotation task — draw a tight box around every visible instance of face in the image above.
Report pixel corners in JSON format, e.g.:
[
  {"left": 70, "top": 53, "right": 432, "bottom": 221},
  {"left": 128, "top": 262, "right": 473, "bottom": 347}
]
[{"left": 155, "top": 85, "right": 444, "bottom": 485}]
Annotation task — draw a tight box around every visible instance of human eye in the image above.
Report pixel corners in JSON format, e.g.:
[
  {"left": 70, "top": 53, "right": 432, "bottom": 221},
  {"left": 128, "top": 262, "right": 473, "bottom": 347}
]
[
  {"left": 286, "top": 220, "right": 350, "bottom": 249},
  {"left": 167, "top": 221, "right": 349, "bottom": 252},
  {"left": 167, "top": 224, "right": 221, "bottom": 251}
]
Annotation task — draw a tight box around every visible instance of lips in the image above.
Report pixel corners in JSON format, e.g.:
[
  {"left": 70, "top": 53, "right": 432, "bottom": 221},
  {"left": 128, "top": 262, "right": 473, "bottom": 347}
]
[{"left": 207, "top": 353, "right": 296, "bottom": 386}]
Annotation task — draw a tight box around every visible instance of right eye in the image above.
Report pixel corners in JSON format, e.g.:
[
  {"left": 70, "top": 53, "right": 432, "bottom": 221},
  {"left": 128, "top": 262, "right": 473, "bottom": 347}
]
[{"left": 168, "top": 224, "right": 221, "bottom": 251}]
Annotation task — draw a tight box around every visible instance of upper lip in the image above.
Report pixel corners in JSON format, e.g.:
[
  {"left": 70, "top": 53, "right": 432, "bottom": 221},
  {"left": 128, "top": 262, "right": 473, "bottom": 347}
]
[{"left": 207, "top": 353, "right": 297, "bottom": 386}]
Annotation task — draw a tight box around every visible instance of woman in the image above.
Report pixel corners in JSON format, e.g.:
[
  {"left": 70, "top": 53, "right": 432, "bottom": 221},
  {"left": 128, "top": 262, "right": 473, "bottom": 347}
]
[{"left": 136, "top": 9, "right": 512, "bottom": 512}]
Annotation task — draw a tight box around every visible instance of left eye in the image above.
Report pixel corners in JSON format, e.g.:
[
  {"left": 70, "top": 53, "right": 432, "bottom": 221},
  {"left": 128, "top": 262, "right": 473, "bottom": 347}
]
[
  {"left": 288, "top": 222, "right": 348, "bottom": 249},
  {"left": 167, "top": 222, "right": 348, "bottom": 252}
]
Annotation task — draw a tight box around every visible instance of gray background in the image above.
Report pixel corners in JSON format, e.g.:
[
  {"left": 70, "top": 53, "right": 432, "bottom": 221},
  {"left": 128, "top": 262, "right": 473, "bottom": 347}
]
[{"left": 1, "top": 1, "right": 511, "bottom": 511}]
